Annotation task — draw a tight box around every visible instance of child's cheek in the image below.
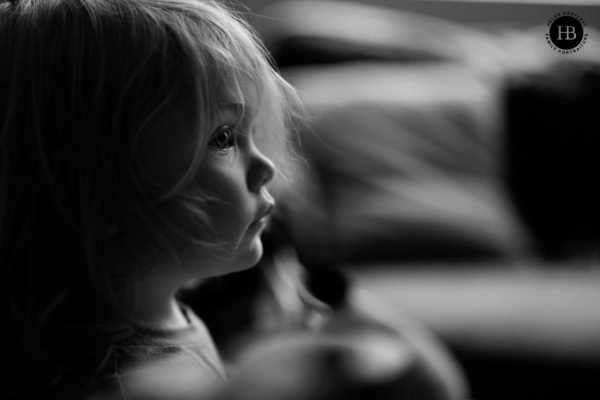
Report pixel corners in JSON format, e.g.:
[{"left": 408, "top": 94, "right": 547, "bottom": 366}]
[{"left": 197, "top": 160, "right": 254, "bottom": 245}]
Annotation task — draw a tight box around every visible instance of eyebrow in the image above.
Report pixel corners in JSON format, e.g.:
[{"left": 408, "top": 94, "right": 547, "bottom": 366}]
[{"left": 217, "top": 101, "right": 257, "bottom": 125}]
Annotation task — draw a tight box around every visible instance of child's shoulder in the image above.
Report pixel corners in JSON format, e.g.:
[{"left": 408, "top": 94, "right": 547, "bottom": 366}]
[{"left": 80, "top": 308, "right": 226, "bottom": 400}]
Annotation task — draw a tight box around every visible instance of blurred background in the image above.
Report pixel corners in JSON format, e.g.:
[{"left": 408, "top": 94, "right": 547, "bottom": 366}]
[{"left": 192, "top": 1, "right": 600, "bottom": 400}]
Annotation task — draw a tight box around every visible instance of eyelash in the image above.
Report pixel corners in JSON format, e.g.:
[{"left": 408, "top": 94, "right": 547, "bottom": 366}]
[{"left": 209, "top": 125, "right": 236, "bottom": 151}]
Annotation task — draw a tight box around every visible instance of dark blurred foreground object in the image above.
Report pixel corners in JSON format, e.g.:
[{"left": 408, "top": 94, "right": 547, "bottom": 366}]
[
  {"left": 194, "top": 254, "right": 460, "bottom": 400},
  {"left": 208, "top": 328, "right": 451, "bottom": 400},
  {"left": 505, "top": 61, "right": 600, "bottom": 259}
]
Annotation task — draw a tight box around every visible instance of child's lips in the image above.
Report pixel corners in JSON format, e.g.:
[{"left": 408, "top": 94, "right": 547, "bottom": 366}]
[{"left": 252, "top": 202, "right": 275, "bottom": 225}]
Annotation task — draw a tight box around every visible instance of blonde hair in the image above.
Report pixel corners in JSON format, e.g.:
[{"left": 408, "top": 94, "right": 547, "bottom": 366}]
[{"left": 0, "top": 0, "right": 300, "bottom": 396}]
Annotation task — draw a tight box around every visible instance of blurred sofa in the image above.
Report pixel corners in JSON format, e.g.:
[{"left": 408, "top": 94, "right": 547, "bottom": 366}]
[{"left": 250, "top": 2, "right": 600, "bottom": 400}]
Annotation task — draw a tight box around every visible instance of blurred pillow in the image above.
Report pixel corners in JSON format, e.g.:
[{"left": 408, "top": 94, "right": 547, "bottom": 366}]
[{"left": 285, "top": 63, "right": 532, "bottom": 265}]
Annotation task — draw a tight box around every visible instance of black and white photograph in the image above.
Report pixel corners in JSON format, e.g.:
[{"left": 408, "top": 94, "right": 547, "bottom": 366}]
[{"left": 1, "top": 0, "right": 599, "bottom": 399}]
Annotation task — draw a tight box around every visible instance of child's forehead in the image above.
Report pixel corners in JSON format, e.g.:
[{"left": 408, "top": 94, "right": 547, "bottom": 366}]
[
  {"left": 215, "top": 76, "right": 267, "bottom": 118},
  {"left": 215, "top": 98, "right": 262, "bottom": 123}
]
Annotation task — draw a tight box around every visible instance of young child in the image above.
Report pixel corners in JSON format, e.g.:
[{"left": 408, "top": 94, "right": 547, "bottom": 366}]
[{"left": 0, "top": 0, "right": 299, "bottom": 398}]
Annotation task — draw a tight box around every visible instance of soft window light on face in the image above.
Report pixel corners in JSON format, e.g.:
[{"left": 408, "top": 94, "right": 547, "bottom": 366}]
[{"left": 166, "top": 101, "right": 276, "bottom": 277}]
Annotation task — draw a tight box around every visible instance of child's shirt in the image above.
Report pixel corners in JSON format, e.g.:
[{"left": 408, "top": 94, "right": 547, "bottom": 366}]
[{"left": 81, "top": 303, "right": 226, "bottom": 400}]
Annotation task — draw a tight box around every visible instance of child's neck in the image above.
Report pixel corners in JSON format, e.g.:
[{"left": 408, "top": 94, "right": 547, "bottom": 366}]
[
  {"left": 134, "top": 295, "right": 190, "bottom": 330},
  {"left": 112, "top": 266, "right": 191, "bottom": 330}
]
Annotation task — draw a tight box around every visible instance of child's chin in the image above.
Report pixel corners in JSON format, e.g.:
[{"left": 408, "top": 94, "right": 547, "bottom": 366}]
[
  {"left": 245, "top": 238, "right": 264, "bottom": 267},
  {"left": 230, "top": 237, "right": 264, "bottom": 272}
]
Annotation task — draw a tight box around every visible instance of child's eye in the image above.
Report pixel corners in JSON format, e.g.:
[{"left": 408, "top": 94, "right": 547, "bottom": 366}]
[{"left": 209, "top": 125, "right": 235, "bottom": 150}]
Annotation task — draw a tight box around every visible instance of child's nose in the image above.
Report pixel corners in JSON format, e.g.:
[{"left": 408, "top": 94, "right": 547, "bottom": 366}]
[{"left": 248, "top": 149, "right": 276, "bottom": 193}]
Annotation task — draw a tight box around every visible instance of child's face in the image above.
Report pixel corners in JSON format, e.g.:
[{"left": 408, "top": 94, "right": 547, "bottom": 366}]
[
  {"left": 192, "top": 103, "right": 276, "bottom": 272},
  {"left": 144, "top": 103, "right": 276, "bottom": 278}
]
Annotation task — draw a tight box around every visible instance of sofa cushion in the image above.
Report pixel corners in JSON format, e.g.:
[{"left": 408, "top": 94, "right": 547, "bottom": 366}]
[{"left": 285, "top": 63, "right": 532, "bottom": 265}]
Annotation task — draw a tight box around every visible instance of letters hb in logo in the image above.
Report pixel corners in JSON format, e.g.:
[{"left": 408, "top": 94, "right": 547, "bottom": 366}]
[
  {"left": 550, "top": 16, "right": 584, "bottom": 49},
  {"left": 557, "top": 25, "right": 577, "bottom": 40}
]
